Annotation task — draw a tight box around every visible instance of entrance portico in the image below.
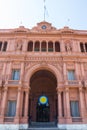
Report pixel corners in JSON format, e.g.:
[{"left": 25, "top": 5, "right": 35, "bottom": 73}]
[{"left": 29, "top": 69, "right": 57, "bottom": 123}]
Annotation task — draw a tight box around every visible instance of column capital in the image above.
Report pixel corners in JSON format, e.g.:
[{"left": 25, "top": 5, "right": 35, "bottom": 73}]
[
  {"left": 56, "top": 87, "right": 62, "bottom": 94},
  {"left": 18, "top": 87, "right": 21, "bottom": 92},
  {"left": 65, "top": 87, "right": 69, "bottom": 92},
  {"left": 3, "top": 86, "right": 8, "bottom": 92},
  {"left": 79, "top": 87, "right": 83, "bottom": 92}
]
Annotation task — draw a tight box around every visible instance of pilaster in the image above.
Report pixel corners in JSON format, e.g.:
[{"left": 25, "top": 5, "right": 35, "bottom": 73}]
[
  {"left": 65, "top": 87, "right": 71, "bottom": 123},
  {"left": 14, "top": 87, "right": 21, "bottom": 123},
  {"left": 0, "top": 87, "right": 8, "bottom": 123}
]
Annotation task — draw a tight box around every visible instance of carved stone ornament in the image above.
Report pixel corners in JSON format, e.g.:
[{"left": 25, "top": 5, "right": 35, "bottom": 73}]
[{"left": 16, "top": 39, "right": 23, "bottom": 51}]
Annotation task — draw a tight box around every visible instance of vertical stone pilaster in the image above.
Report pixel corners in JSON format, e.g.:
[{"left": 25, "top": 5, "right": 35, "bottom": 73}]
[
  {"left": 63, "top": 62, "right": 67, "bottom": 80},
  {"left": 15, "top": 87, "right": 21, "bottom": 123},
  {"left": 79, "top": 87, "right": 85, "bottom": 117},
  {"left": 2, "top": 62, "right": 7, "bottom": 76},
  {"left": 65, "top": 88, "right": 71, "bottom": 118},
  {"left": 85, "top": 88, "right": 87, "bottom": 109},
  {"left": 0, "top": 87, "right": 8, "bottom": 123},
  {"left": 75, "top": 62, "right": 79, "bottom": 80},
  {"left": 33, "top": 41, "right": 35, "bottom": 52},
  {"left": 53, "top": 41, "right": 55, "bottom": 52},
  {"left": 24, "top": 91, "right": 29, "bottom": 117},
  {"left": 20, "top": 62, "right": 24, "bottom": 81},
  {"left": 57, "top": 90, "right": 62, "bottom": 117},
  {"left": 7, "top": 62, "right": 12, "bottom": 80},
  {"left": 81, "top": 63, "right": 85, "bottom": 78}
]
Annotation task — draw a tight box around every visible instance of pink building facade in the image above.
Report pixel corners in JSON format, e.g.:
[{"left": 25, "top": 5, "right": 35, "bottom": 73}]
[{"left": 0, "top": 21, "right": 87, "bottom": 130}]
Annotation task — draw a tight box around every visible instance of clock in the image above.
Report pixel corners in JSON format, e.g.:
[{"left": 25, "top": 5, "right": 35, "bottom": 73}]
[{"left": 41, "top": 25, "right": 47, "bottom": 29}]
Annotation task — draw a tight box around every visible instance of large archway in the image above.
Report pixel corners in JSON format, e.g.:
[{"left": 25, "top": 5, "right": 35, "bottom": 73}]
[{"left": 29, "top": 69, "right": 58, "bottom": 123}]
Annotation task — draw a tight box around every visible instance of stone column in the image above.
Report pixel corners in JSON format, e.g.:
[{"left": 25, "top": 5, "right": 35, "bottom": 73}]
[
  {"left": 81, "top": 63, "right": 85, "bottom": 78},
  {"left": 0, "top": 89, "right": 1, "bottom": 115},
  {"left": 75, "top": 62, "right": 79, "bottom": 80},
  {"left": 0, "top": 87, "right": 8, "bottom": 122},
  {"left": 47, "top": 41, "right": 48, "bottom": 52},
  {"left": 63, "top": 62, "right": 67, "bottom": 80},
  {"left": 79, "top": 87, "right": 85, "bottom": 117},
  {"left": 57, "top": 90, "right": 62, "bottom": 117},
  {"left": 6, "top": 62, "right": 12, "bottom": 80},
  {"left": 20, "top": 62, "right": 24, "bottom": 82},
  {"left": 15, "top": 87, "right": 21, "bottom": 123},
  {"left": 65, "top": 88, "right": 71, "bottom": 118},
  {"left": 24, "top": 90, "right": 29, "bottom": 117},
  {"left": 85, "top": 88, "right": 87, "bottom": 110},
  {"left": 2, "top": 62, "right": 6, "bottom": 75},
  {"left": 33, "top": 41, "right": 35, "bottom": 52},
  {"left": 53, "top": 42, "right": 55, "bottom": 52}
]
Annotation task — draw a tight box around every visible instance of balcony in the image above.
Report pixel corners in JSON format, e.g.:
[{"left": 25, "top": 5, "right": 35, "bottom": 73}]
[
  {"left": 65, "top": 80, "right": 82, "bottom": 87},
  {"left": 5, "top": 80, "right": 22, "bottom": 87}
]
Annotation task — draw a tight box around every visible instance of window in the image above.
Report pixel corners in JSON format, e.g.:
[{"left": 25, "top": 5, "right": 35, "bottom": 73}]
[
  {"left": 68, "top": 70, "right": 75, "bottom": 80},
  {"left": 80, "top": 43, "right": 85, "bottom": 52},
  {"left": 2, "top": 41, "right": 8, "bottom": 51},
  {"left": 0, "top": 42, "right": 2, "bottom": 51},
  {"left": 0, "top": 41, "right": 8, "bottom": 52},
  {"left": 55, "top": 41, "right": 60, "bottom": 52},
  {"left": 41, "top": 41, "right": 46, "bottom": 52},
  {"left": 48, "top": 41, "right": 53, "bottom": 52},
  {"left": 34, "top": 41, "right": 40, "bottom": 51},
  {"left": 12, "top": 69, "right": 20, "bottom": 80},
  {"left": 27, "top": 41, "right": 33, "bottom": 51},
  {"left": 85, "top": 43, "right": 87, "bottom": 52},
  {"left": 80, "top": 42, "right": 87, "bottom": 52},
  {"left": 70, "top": 101, "right": 80, "bottom": 117},
  {"left": 6, "top": 101, "right": 16, "bottom": 117}
]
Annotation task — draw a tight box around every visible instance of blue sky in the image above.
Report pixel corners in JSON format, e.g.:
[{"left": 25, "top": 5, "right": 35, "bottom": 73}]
[{"left": 0, "top": 0, "right": 87, "bottom": 30}]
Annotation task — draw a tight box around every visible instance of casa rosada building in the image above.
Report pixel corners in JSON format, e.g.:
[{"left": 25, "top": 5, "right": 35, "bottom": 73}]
[{"left": 0, "top": 21, "right": 87, "bottom": 130}]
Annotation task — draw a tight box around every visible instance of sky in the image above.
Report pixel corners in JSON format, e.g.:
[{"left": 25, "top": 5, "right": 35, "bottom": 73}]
[{"left": 0, "top": 0, "right": 87, "bottom": 30}]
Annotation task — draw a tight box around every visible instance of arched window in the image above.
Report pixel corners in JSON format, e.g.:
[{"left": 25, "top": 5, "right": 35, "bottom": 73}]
[
  {"left": 27, "top": 41, "right": 33, "bottom": 51},
  {"left": 48, "top": 41, "right": 53, "bottom": 52},
  {"left": 34, "top": 41, "right": 40, "bottom": 52},
  {"left": 55, "top": 41, "right": 60, "bottom": 52},
  {"left": 41, "top": 41, "right": 47, "bottom": 52}
]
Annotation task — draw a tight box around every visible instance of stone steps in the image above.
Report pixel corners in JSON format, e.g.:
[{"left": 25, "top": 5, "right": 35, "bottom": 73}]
[
  {"left": 19, "top": 122, "right": 66, "bottom": 130},
  {"left": 29, "top": 122, "right": 57, "bottom": 128},
  {"left": 21, "top": 128, "right": 59, "bottom": 130}
]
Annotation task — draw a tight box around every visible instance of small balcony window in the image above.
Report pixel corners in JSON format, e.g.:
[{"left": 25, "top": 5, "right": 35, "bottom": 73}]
[
  {"left": 12, "top": 69, "right": 20, "bottom": 80},
  {"left": 67, "top": 70, "right": 75, "bottom": 80}
]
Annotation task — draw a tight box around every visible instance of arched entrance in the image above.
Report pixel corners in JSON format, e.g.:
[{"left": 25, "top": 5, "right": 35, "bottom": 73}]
[
  {"left": 36, "top": 95, "right": 50, "bottom": 122},
  {"left": 29, "top": 69, "right": 57, "bottom": 123}
]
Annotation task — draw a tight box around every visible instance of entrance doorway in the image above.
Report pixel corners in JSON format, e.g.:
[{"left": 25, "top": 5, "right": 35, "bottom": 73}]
[
  {"left": 36, "top": 95, "right": 50, "bottom": 122},
  {"left": 29, "top": 69, "right": 57, "bottom": 122}
]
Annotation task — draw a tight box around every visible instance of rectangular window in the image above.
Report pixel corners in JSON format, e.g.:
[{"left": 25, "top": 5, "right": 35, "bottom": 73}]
[
  {"left": 68, "top": 70, "right": 75, "bottom": 80},
  {"left": 70, "top": 101, "right": 80, "bottom": 117},
  {"left": 0, "top": 42, "right": 2, "bottom": 51},
  {"left": 12, "top": 69, "right": 20, "bottom": 80},
  {"left": 2, "top": 41, "right": 8, "bottom": 51},
  {"left": 85, "top": 43, "right": 87, "bottom": 52},
  {"left": 80, "top": 43, "right": 84, "bottom": 52},
  {"left": 7, "top": 101, "right": 16, "bottom": 117}
]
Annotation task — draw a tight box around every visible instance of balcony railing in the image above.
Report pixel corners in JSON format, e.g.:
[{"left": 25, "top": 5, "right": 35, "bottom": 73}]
[
  {"left": 65, "top": 80, "right": 82, "bottom": 86},
  {"left": 72, "top": 117, "right": 82, "bottom": 122},
  {"left": 5, "top": 80, "right": 22, "bottom": 86},
  {"left": 4, "top": 117, "right": 14, "bottom": 122}
]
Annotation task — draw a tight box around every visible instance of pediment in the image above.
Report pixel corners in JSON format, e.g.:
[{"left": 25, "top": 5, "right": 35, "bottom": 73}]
[
  {"left": 60, "top": 26, "right": 75, "bottom": 34},
  {"left": 11, "top": 26, "right": 30, "bottom": 33},
  {"left": 31, "top": 21, "right": 56, "bottom": 32}
]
